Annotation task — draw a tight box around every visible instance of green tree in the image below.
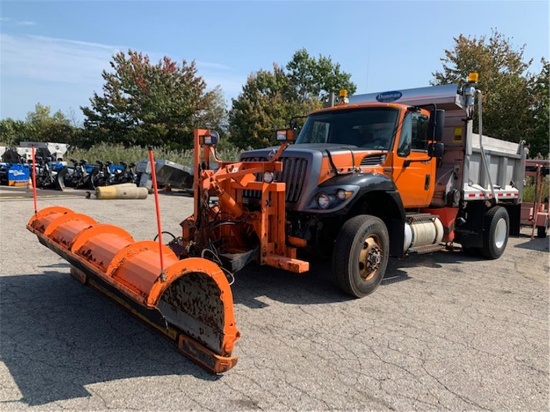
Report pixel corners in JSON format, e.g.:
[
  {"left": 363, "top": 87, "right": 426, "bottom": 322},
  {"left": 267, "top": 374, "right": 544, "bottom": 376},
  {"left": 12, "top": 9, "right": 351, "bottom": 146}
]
[
  {"left": 229, "top": 65, "right": 320, "bottom": 148},
  {"left": 0, "top": 118, "right": 28, "bottom": 146},
  {"left": 81, "top": 50, "right": 227, "bottom": 149},
  {"left": 25, "top": 103, "right": 80, "bottom": 146},
  {"left": 229, "top": 49, "right": 356, "bottom": 148},
  {"left": 286, "top": 48, "right": 356, "bottom": 102},
  {"left": 432, "top": 30, "right": 534, "bottom": 146},
  {"left": 0, "top": 103, "right": 80, "bottom": 147},
  {"left": 528, "top": 59, "right": 549, "bottom": 157}
]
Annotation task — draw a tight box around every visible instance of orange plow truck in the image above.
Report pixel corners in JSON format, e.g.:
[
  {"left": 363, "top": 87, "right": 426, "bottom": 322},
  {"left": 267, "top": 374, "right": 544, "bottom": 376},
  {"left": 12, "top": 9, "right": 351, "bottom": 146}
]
[{"left": 28, "top": 73, "right": 526, "bottom": 373}]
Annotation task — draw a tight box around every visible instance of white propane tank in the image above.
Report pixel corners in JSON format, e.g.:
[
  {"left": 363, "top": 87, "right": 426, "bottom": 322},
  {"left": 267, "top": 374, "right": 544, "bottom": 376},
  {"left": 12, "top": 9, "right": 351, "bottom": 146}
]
[{"left": 403, "top": 218, "right": 444, "bottom": 252}]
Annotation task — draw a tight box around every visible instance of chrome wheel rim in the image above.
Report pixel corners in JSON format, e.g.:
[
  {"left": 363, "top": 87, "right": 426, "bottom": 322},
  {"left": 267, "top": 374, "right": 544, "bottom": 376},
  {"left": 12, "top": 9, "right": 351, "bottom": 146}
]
[
  {"left": 358, "top": 235, "right": 382, "bottom": 282},
  {"left": 494, "top": 218, "right": 507, "bottom": 249}
]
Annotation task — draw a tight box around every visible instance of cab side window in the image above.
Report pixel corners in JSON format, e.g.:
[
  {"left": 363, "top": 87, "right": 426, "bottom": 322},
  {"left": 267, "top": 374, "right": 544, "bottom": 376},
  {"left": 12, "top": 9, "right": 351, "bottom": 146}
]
[
  {"left": 398, "top": 112, "right": 429, "bottom": 156},
  {"left": 397, "top": 113, "right": 412, "bottom": 156},
  {"left": 412, "top": 114, "right": 428, "bottom": 151}
]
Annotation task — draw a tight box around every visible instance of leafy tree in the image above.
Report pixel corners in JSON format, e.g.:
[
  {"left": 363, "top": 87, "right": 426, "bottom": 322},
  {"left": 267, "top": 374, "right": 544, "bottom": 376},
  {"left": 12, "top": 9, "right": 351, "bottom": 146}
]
[
  {"left": 0, "top": 103, "right": 80, "bottom": 147},
  {"left": 0, "top": 118, "right": 28, "bottom": 146},
  {"left": 432, "top": 30, "right": 533, "bottom": 145},
  {"left": 286, "top": 48, "right": 356, "bottom": 102},
  {"left": 229, "top": 49, "right": 356, "bottom": 148},
  {"left": 528, "top": 58, "right": 549, "bottom": 157},
  {"left": 81, "top": 50, "right": 227, "bottom": 149},
  {"left": 229, "top": 65, "right": 320, "bottom": 148}
]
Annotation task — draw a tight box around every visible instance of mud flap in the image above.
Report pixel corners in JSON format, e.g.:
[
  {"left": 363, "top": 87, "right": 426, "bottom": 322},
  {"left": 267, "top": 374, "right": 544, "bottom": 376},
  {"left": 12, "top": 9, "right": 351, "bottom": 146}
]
[{"left": 27, "top": 206, "right": 240, "bottom": 373}]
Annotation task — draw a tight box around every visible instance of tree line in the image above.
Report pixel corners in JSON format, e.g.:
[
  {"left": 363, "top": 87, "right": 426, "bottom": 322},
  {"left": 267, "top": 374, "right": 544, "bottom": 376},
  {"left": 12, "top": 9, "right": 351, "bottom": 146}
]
[{"left": 1, "top": 30, "right": 548, "bottom": 157}]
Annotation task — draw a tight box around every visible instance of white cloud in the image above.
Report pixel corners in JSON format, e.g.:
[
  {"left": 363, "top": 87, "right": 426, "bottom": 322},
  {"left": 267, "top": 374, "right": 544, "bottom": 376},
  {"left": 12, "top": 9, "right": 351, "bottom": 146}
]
[
  {"left": 0, "top": 33, "right": 119, "bottom": 86},
  {"left": 1, "top": 17, "right": 37, "bottom": 26},
  {"left": 0, "top": 33, "right": 246, "bottom": 120}
]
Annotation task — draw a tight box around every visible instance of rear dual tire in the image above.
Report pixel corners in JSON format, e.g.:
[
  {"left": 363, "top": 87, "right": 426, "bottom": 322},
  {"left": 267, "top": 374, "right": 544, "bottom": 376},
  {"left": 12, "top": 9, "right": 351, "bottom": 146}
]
[
  {"left": 461, "top": 206, "right": 510, "bottom": 259},
  {"left": 481, "top": 206, "right": 509, "bottom": 259}
]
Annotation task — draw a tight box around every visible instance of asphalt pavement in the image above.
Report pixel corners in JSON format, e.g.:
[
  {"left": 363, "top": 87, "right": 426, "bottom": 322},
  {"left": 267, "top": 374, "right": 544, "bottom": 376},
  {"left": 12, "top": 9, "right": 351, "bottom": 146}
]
[{"left": 0, "top": 188, "right": 548, "bottom": 410}]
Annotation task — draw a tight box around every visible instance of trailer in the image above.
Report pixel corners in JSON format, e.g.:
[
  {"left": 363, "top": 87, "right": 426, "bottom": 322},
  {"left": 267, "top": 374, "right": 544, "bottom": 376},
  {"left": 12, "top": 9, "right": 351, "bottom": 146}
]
[{"left": 521, "top": 159, "right": 549, "bottom": 238}]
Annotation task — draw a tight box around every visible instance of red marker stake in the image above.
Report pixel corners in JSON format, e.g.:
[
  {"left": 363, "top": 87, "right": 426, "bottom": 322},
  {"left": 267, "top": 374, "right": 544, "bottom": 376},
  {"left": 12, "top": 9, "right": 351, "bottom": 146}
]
[
  {"left": 148, "top": 148, "right": 165, "bottom": 280},
  {"left": 31, "top": 146, "right": 38, "bottom": 214}
]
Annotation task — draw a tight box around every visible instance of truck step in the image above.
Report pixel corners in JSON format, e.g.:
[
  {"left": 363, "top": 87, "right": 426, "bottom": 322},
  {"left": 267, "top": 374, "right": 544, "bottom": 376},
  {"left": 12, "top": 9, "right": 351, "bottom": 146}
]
[
  {"left": 408, "top": 243, "right": 445, "bottom": 254},
  {"left": 405, "top": 213, "right": 439, "bottom": 222}
]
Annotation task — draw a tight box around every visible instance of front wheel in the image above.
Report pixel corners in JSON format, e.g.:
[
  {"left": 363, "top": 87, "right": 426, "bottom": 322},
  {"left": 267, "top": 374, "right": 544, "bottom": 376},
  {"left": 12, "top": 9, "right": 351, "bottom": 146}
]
[
  {"left": 481, "top": 206, "right": 509, "bottom": 259},
  {"left": 332, "top": 215, "right": 389, "bottom": 298}
]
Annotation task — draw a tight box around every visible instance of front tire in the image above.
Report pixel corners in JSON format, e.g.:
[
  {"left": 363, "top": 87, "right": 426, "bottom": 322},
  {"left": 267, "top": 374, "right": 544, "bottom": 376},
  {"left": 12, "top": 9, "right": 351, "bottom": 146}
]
[
  {"left": 332, "top": 215, "right": 389, "bottom": 298},
  {"left": 481, "top": 206, "right": 509, "bottom": 259}
]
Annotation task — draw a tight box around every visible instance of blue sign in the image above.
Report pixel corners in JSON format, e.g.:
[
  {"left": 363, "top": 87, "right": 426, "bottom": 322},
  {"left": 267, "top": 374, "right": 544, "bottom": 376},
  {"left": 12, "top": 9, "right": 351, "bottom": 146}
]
[
  {"left": 375, "top": 91, "right": 403, "bottom": 103},
  {"left": 7, "top": 164, "right": 30, "bottom": 185}
]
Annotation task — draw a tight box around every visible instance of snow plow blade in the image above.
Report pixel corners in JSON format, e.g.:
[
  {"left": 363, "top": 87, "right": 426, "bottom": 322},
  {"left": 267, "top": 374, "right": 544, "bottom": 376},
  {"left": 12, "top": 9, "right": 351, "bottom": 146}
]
[{"left": 27, "top": 206, "right": 240, "bottom": 374}]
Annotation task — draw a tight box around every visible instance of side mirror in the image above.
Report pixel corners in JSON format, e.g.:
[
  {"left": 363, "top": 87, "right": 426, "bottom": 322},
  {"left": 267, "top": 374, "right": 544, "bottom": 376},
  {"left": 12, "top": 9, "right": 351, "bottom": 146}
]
[
  {"left": 276, "top": 128, "right": 296, "bottom": 142},
  {"left": 201, "top": 131, "right": 220, "bottom": 146},
  {"left": 428, "top": 109, "right": 445, "bottom": 142},
  {"left": 428, "top": 142, "right": 444, "bottom": 158}
]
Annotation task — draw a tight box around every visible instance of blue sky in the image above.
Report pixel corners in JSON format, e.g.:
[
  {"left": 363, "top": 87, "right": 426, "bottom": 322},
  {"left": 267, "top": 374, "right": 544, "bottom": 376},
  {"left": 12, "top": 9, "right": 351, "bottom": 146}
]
[{"left": 1, "top": 0, "right": 548, "bottom": 123}]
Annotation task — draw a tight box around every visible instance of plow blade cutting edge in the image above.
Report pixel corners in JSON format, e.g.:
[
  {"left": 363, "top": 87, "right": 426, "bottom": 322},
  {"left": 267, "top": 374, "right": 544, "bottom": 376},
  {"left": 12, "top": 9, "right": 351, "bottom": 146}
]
[{"left": 27, "top": 206, "right": 240, "bottom": 373}]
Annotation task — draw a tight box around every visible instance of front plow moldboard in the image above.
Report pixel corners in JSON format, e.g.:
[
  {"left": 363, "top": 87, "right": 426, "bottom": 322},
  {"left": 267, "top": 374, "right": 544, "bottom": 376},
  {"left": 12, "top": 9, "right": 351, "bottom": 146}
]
[{"left": 27, "top": 206, "right": 240, "bottom": 373}]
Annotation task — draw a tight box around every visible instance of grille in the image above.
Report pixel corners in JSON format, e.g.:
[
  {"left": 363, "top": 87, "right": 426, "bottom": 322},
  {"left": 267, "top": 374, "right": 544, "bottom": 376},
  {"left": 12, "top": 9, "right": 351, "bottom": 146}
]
[
  {"left": 360, "top": 154, "right": 386, "bottom": 166},
  {"left": 241, "top": 156, "right": 308, "bottom": 203}
]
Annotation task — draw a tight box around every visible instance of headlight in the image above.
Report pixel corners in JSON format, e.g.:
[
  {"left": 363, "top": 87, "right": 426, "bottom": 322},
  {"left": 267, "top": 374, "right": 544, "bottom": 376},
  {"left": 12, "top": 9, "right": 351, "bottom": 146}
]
[
  {"left": 317, "top": 193, "right": 330, "bottom": 209},
  {"left": 263, "top": 171, "right": 274, "bottom": 183},
  {"left": 336, "top": 189, "right": 353, "bottom": 200}
]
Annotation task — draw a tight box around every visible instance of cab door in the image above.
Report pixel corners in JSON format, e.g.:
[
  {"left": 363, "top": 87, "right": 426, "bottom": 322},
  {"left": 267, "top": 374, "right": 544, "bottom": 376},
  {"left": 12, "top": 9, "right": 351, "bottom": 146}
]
[{"left": 391, "top": 111, "right": 436, "bottom": 208}]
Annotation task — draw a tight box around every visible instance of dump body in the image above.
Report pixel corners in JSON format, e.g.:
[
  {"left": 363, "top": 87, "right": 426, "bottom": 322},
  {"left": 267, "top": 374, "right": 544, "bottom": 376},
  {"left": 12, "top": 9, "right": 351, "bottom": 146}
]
[{"left": 19, "top": 142, "right": 69, "bottom": 161}]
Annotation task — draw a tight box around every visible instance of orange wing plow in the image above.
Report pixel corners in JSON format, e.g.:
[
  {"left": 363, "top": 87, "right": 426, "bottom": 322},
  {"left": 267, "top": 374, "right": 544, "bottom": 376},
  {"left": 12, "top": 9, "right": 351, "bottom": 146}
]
[{"left": 27, "top": 206, "right": 240, "bottom": 374}]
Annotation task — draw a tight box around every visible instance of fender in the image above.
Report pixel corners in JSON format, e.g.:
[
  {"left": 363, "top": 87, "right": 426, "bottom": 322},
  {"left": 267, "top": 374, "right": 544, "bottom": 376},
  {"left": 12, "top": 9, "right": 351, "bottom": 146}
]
[
  {"left": 316, "top": 172, "right": 407, "bottom": 257},
  {"left": 306, "top": 171, "right": 405, "bottom": 217}
]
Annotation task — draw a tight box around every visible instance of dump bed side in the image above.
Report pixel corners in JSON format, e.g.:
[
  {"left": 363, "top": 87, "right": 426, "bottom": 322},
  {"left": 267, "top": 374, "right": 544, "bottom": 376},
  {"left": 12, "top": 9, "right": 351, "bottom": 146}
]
[{"left": 466, "top": 133, "right": 525, "bottom": 199}]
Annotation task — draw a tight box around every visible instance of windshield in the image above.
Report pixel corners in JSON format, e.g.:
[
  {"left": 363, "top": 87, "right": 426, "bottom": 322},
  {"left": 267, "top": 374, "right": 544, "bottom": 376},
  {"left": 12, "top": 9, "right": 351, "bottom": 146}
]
[{"left": 295, "top": 107, "right": 399, "bottom": 150}]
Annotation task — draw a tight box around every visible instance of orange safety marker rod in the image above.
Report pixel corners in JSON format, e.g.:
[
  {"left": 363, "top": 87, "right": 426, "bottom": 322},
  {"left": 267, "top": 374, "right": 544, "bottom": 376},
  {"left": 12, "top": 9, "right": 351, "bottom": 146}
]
[
  {"left": 148, "top": 147, "right": 166, "bottom": 281},
  {"left": 31, "top": 145, "right": 38, "bottom": 214}
]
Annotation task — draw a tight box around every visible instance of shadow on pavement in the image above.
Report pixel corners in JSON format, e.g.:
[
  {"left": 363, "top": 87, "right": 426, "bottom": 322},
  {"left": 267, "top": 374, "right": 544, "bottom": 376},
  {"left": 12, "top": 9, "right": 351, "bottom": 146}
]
[
  {"left": 2, "top": 240, "right": 521, "bottom": 405},
  {"left": 0, "top": 267, "right": 217, "bottom": 406},
  {"left": 0, "top": 187, "right": 89, "bottom": 200},
  {"left": 513, "top": 235, "right": 549, "bottom": 252}
]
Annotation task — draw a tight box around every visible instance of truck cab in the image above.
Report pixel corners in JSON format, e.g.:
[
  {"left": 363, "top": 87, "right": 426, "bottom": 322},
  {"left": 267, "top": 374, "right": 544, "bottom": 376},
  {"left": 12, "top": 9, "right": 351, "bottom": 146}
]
[{"left": 293, "top": 103, "right": 440, "bottom": 209}]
